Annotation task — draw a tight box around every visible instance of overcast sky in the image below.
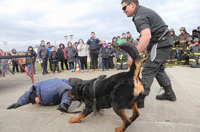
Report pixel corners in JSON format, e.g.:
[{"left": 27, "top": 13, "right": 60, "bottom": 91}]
[{"left": 0, "top": 0, "right": 199, "bottom": 51}]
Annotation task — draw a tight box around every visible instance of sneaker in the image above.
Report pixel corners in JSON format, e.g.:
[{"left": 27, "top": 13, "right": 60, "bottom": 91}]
[
  {"left": 96, "top": 69, "right": 100, "bottom": 71},
  {"left": 42, "top": 72, "right": 46, "bottom": 75},
  {"left": 70, "top": 69, "right": 73, "bottom": 72},
  {"left": 57, "top": 71, "right": 60, "bottom": 74},
  {"left": 2, "top": 75, "right": 5, "bottom": 77},
  {"left": 52, "top": 71, "right": 55, "bottom": 74},
  {"left": 91, "top": 69, "right": 95, "bottom": 72},
  {"left": 81, "top": 70, "right": 84, "bottom": 73},
  {"left": 85, "top": 69, "right": 89, "bottom": 72}
]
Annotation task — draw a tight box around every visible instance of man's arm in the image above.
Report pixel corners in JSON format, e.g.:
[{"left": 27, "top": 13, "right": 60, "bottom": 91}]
[
  {"left": 127, "top": 28, "right": 151, "bottom": 67},
  {"left": 136, "top": 28, "right": 151, "bottom": 53}
]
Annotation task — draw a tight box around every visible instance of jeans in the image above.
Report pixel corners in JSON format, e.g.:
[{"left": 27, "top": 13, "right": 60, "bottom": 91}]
[
  {"left": 27, "top": 65, "right": 31, "bottom": 73},
  {"left": 75, "top": 56, "right": 82, "bottom": 70},
  {"left": 3, "top": 65, "right": 15, "bottom": 76},
  {"left": 69, "top": 62, "right": 74, "bottom": 70}
]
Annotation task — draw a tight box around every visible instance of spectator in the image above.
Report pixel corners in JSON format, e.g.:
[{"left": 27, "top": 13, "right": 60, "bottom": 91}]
[
  {"left": 26, "top": 46, "right": 37, "bottom": 74},
  {"left": 112, "top": 37, "right": 118, "bottom": 52},
  {"left": 116, "top": 48, "right": 128, "bottom": 70},
  {"left": 116, "top": 36, "right": 123, "bottom": 45},
  {"left": 192, "top": 29, "right": 198, "bottom": 40},
  {"left": 25, "top": 51, "right": 33, "bottom": 75},
  {"left": 121, "top": 33, "right": 127, "bottom": 43},
  {"left": 77, "top": 39, "right": 88, "bottom": 72},
  {"left": 126, "top": 31, "right": 135, "bottom": 44},
  {"left": 177, "top": 27, "right": 191, "bottom": 63},
  {"left": 1, "top": 52, "right": 15, "bottom": 77},
  {"left": 37, "top": 40, "right": 49, "bottom": 75},
  {"left": 87, "top": 32, "right": 101, "bottom": 71},
  {"left": 197, "top": 26, "right": 200, "bottom": 39},
  {"left": 49, "top": 46, "right": 60, "bottom": 74},
  {"left": 65, "top": 42, "right": 76, "bottom": 72},
  {"left": 57, "top": 43, "right": 69, "bottom": 71},
  {"left": 169, "top": 28, "right": 178, "bottom": 47},
  {"left": 11, "top": 49, "right": 19, "bottom": 73},
  {"left": 73, "top": 42, "right": 82, "bottom": 70},
  {"left": 181, "top": 37, "right": 193, "bottom": 65},
  {"left": 107, "top": 42, "right": 115, "bottom": 69},
  {"left": 99, "top": 41, "right": 110, "bottom": 71},
  {"left": 0, "top": 49, "right": 3, "bottom": 74},
  {"left": 47, "top": 42, "right": 52, "bottom": 71},
  {"left": 178, "top": 27, "right": 191, "bottom": 50},
  {"left": 189, "top": 38, "right": 200, "bottom": 68}
]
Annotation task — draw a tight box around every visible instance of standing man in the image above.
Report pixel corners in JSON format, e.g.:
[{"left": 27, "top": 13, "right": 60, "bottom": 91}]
[
  {"left": 121, "top": 0, "right": 176, "bottom": 108},
  {"left": 47, "top": 42, "right": 52, "bottom": 72},
  {"left": 87, "top": 32, "right": 101, "bottom": 71},
  {"left": 37, "top": 40, "right": 49, "bottom": 75}
]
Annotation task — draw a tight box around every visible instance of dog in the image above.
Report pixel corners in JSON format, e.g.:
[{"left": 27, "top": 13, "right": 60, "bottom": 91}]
[{"left": 68, "top": 43, "right": 144, "bottom": 132}]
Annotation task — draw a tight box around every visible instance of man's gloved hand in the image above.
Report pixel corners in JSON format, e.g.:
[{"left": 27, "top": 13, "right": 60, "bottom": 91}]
[
  {"left": 57, "top": 103, "right": 69, "bottom": 113},
  {"left": 7, "top": 103, "right": 21, "bottom": 109}
]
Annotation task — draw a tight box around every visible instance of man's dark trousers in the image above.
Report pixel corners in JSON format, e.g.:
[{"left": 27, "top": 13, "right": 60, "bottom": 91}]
[
  {"left": 142, "top": 41, "right": 172, "bottom": 96},
  {"left": 90, "top": 50, "right": 99, "bottom": 69},
  {"left": 41, "top": 58, "right": 48, "bottom": 73}
]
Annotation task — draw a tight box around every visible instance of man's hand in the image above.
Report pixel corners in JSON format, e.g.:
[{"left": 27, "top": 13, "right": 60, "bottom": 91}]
[
  {"left": 57, "top": 103, "right": 69, "bottom": 113},
  {"left": 7, "top": 103, "right": 21, "bottom": 109},
  {"left": 127, "top": 57, "right": 133, "bottom": 67},
  {"left": 145, "top": 50, "right": 149, "bottom": 55},
  {"left": 187, "top": 54, "right": 190, "bottom": 57},
  {"left": 198, "top": 59, "right": 200, "bottom": 63}
]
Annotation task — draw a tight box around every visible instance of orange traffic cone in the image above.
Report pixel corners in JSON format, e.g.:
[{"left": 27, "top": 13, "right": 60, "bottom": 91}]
[
  {"left": 75, "top": 62, "right": 81, "bottom": 73},
  {"left": 24, "top": 65, "right": 28, "bottom": 75}
]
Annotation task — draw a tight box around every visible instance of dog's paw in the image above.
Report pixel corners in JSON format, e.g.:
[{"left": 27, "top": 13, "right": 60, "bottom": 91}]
[
  {"left": 69, "top": 118, "right": 81, "bottom": 123},
  {"left": 115, "top": 127, "right": 124, "bottom": 132}
]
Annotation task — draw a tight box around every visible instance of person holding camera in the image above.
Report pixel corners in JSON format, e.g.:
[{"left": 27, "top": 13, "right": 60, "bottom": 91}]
[{"left": 87, "top": 32, "right": 101, "bottom": 71}]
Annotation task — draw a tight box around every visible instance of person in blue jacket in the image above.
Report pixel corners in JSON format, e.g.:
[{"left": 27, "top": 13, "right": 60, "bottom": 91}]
[{"left": 7, "top": 78, "right": 73, "bottom": 113}]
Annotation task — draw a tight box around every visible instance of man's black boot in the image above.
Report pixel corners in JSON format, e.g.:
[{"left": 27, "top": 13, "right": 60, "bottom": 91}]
[
  {"left": 156, "top": 85, "right": 176, "bottom": 101},
  {"left": 42, "top": 72, "right": 46, "bottom": 75}
]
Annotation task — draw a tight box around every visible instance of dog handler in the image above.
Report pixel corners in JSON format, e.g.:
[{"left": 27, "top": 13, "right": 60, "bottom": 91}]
[{"left": 121, "top": 0, "right": 176, "bottom": 108}]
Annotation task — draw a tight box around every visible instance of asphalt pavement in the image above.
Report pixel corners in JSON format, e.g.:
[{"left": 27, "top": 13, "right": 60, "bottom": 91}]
[{"left": 0, "top": 67, "right": 200, "bottom": 132}]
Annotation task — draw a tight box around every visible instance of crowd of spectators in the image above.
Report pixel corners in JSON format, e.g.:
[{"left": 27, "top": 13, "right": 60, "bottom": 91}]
[{"left": 1, "top": 26, "right": 200, "bottom": 77}]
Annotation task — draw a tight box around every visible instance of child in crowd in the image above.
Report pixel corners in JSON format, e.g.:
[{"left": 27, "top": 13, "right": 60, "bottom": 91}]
[
  {"left": 189, "top": 38, "right": 200, "bottom": 68},
  {"left": 65, "top": 42, "right": 76, "bottom": 72},
  {"left": 49, "top": 46, "right": 60, "bottom": 74},
  {"left": 1, "top": 52, "right": 15, "bottom": 77},
  {"left": 99, "top": 42, "right": 110, "bottom": 71},
  {"left": 116, "top": 36, "right": 123, "bottom": 45},
  {"left": 107, "top": 42, "right": 115, "bottom": 69},
  {"left": 25, "top": 51, "right": 34, "bottom": 75}
]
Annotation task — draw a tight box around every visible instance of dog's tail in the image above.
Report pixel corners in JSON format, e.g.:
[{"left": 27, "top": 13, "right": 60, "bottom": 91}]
[
  {"left": 118, "top": 43, "right": 144, "bottom": 97},
  {"left": 118, "top": 43, "right": 141, "bottom": 75}
]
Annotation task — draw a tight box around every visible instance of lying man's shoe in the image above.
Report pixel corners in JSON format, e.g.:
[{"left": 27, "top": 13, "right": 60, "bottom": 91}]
[{"left": 57, "top": 103, "right": 69, "bottom": 113}]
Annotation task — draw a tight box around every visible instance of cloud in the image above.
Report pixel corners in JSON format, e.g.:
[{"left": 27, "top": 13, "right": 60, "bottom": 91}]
[{"left": 0, "top": 0, "right": 199, "bottom": 51}]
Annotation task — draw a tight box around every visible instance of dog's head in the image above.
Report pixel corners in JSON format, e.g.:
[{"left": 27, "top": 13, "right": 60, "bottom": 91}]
[{"left": 68, "top": 78, "right": 89, "bottom": 102}]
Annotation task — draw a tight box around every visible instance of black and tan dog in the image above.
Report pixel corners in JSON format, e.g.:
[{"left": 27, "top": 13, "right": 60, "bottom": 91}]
[{"left": 68, "top": 43, "right": 144, "bottom": 132}]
